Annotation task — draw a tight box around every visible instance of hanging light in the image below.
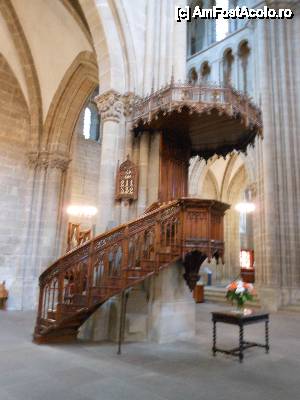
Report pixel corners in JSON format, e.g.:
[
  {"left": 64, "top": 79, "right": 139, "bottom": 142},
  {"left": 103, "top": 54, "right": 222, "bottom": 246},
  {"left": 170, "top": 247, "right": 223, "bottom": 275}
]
[
  {"left": 66, "top": 205, "right": 98, "bottom": 218},
  {"left": 235, "top": 202, "right": 255, "bottom": 213}
]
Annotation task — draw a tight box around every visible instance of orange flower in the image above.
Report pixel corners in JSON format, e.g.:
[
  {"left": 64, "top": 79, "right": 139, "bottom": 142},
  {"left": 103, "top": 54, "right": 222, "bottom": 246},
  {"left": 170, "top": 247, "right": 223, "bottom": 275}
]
[{"left": 227, "top": 282, "right": 237, "bottom": 291}]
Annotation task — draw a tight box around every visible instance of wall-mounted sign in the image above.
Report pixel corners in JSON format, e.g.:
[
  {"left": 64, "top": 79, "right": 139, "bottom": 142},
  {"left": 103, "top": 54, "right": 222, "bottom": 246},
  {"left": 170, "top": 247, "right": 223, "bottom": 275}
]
[{"left": 115, "top": 156, "right": 138, "bottom": 201}]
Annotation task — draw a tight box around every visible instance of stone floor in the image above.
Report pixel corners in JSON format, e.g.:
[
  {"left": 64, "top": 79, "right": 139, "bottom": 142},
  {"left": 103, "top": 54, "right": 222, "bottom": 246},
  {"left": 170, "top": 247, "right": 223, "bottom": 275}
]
[{"left": 0, "top": 303, "right": 300, "bottom": 400}]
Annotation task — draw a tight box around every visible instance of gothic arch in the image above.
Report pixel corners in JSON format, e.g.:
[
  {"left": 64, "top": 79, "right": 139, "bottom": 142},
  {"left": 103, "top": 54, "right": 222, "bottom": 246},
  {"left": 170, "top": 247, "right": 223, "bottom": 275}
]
[
  {"left": 223, "top": 48, "right": 234, "bottom": 86},
  {"left": 78, "top": 0, "right": 129, "bottom": 93},
  {"left": 188, "top": 67, "right": 198, "bottom": 84},
  {"left": 188, "top": 156, "right": 218, "bottom": 196},
  {"left": 238, "top": 40, "right": 251, "bottom": 93},
  {"left": 0, "top": 0, "right": 42, "bottom": 149},
  {"left": 109, "top": 0, "right": 138, "bottom": 92},
  {"left": 43, "top": 51, "right": 98, "bottom": 154},
  {"left": 227, "top": 164, "right": 248, "bottom": 204},
  {"left": 201, "top": 169, "right": 219, "bottom": 199},
  {"left": 200, "top": 61, "right": 211, "bottom": 82},
  {"left": 220, "top": 153, "right": 239, "bottom": 201}
]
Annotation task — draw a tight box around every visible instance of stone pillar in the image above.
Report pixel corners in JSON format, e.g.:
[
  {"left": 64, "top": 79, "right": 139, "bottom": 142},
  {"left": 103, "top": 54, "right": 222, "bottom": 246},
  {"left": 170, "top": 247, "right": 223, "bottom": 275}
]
[
  {"left": 15, "top": 151, "right": 70, "bottom": 310},
  {"left": 79, "top": 91, "right": 124, "bottom": 341},
  {"left": 255, "top": 1, "right": 300, "bottom": 309},
  {"left": 105, "top": 261, "right": 196, "bottom": 344},
  {"left": 173, "top": 0, "right": 187, "bottom": 82},
  {"left": 95, "top": 90, "right": 123, "bottom": 232},
  {"left": 148, "top": 261, "right": 196, "bottom": 343}
]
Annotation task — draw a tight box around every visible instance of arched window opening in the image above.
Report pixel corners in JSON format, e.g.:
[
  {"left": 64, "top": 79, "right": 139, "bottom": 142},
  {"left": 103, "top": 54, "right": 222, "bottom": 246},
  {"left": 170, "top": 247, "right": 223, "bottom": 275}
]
[
  {"left": 81, "top": 86, "right": 100, "bottom": 141},
  {"left": 188, "top": 1, "right": 205, "bottom": 56},
  {"left": 200, "top": 61, "right": 211, "bottom": 83},
  {"left": 229, "top": 0, "right": 239, "bottom": 32},
  {"left": 188, "top": 67, "right": 198, "bottom": 84},
  {"left": 83, "top": 107, "right": 91, "bottom": 139},
  {"left": 215, "top": 0, "right": 229, "bottom": 41},
  {"left": 223, "top": 49, "right": 234, "bottom": 86},
  {"left": 238, "top": 40, "right": 250, "bottom": 94}
]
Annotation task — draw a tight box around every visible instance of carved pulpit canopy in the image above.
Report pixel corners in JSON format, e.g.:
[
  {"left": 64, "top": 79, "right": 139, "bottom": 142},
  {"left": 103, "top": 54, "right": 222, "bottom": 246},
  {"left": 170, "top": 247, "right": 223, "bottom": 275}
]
[{"left": 115, "top": 156, "right": 138, "bottom": 201}]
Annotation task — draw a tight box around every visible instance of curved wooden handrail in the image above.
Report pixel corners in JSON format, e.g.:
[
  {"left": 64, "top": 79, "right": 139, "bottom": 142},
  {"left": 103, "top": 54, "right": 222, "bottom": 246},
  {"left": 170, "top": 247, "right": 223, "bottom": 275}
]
[
  {"left": 39, "top": 199, "right": 180, "bottom": 284},
  {"left": 34, "top": 198, "right": 229, "bottom": 343}
]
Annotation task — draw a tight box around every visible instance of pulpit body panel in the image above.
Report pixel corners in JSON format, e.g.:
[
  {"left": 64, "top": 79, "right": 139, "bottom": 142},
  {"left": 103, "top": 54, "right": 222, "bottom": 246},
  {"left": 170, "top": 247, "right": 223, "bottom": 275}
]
[{"left": 159, "top": 132, "right": 190, "bottom": 203}]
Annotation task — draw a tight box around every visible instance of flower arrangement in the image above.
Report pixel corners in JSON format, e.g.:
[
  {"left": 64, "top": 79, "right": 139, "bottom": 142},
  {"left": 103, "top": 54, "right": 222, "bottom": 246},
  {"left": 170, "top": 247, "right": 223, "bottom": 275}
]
[{"left": 226, "top": 280, "right": 254, "bottom": 310}]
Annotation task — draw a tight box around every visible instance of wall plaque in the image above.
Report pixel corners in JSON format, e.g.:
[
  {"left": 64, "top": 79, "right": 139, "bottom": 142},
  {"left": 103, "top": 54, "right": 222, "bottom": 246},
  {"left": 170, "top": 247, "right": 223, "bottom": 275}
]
[{"left": 115, "top": 156, "right": 138, "bottom": 200}]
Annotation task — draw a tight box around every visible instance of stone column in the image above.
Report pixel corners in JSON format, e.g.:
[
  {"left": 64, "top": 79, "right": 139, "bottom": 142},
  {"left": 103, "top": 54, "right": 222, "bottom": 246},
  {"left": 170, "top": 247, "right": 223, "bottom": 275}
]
[
  {"left": 148, "top": 261, "right": 196, "bottom": 343},
  {"left": 173, "top": 0, "right": 187, "bottom": 82},
  {"left": 79, "top": 91, "right": 123, "bottom": 341},
  {"left": 17, "top": 151, "right": 70, "bottom": 310},
  {"left": 255, "top": 1, "right": 300, "bottom": 309},
  {"left": 95, "top": 90, "right": 123, "bottom": 232}
]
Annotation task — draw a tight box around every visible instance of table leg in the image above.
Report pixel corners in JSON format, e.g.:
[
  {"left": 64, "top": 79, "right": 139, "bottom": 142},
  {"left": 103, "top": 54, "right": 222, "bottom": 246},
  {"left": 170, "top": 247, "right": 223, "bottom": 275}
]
[
  {"left": 212, "top": 321, "right": 216, "bottom": 356},
  {"left": 239, "top": 324, "right": 244, "bottom": 363},
  {"left": 265, "top": 320, "right": 270, "bottom": 353}
]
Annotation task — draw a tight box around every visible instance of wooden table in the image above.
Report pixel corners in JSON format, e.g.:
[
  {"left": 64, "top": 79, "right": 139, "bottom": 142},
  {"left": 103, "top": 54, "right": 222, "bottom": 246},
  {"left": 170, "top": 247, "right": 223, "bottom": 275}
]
[{"left": 211, "top": 310, "right": 269, "bottom": 363}]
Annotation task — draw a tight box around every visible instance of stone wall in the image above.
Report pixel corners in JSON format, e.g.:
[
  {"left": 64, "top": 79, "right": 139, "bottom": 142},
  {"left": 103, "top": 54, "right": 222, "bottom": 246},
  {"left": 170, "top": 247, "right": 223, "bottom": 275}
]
[
  {"left": 65, "top": 112, "right": 101, "bottom": 237},
  {"left": 0, "top": 54, "right": 30, "bottom": 309}
]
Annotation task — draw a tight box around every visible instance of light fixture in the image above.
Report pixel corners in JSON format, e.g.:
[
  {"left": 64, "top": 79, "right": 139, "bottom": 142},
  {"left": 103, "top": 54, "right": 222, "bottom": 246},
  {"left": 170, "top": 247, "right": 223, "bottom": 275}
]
[
  {"left": 66, "top": 205, "right": 98, "bottom": 218},
  {"left": 235, "top": 202, "right": 255, "bottom": 214}
]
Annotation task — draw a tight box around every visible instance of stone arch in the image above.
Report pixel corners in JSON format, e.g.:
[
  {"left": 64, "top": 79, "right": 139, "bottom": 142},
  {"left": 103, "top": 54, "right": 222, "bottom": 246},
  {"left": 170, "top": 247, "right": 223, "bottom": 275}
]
[
  {"left": 227, "top": 164, "right": 248, "bottom": 204},
  {"left": 200, "top": 61, "right": 211, "bottom": 83},
  {"left": 223, "top": 48, "right": 234, "bottom": 86},
  {"left": 238, "top": 39, "right": 251, "bottom": 93},
  {"left": 188, "top": 156, "right": 217, "bottom": 196},
  {"left": 0, "top": 0, "right": 42, "bottom": 149},
  {"left": 188, "top": 67, "right": 198, "bottom": 84},
  {"left": 43, "top": 51, "right": 98, "bottom": 154},
  {"left": 109, "top": 0, "right": 138, "bottom": 92},
  {"left": 223, "top": 164, "right": 249, "bottom": 281},
  {"left": 79, "top": 0, "right": 128, "bottom": 93},
  {"left": 220, "top": 153, "right": 239, "bottom": 201},
  {"left": 201, "top": 170, "right": 219, "bottom": 199}
]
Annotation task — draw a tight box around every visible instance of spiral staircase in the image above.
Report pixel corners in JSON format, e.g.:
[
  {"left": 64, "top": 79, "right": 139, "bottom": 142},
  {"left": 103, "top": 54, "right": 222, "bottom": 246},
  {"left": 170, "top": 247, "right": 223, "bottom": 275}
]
[
  {"left": 33, "top": 198, "right": 229, "bottom": 343},
  {"left": 33, "top": 82, "right": 262, "bottom": 344}
]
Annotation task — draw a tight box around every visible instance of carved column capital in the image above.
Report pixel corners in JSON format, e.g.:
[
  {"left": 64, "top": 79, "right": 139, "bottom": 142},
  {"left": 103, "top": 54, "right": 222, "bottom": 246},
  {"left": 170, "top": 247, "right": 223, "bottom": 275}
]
[
  {"left": 122, "top": 92, "right": 140, "bottom": 118},
  {"left": 95, "top": 90, "right": 123, "bottom": 122},
  {"left": 28, "top": 151, "right": 70, "bottom": 171}
]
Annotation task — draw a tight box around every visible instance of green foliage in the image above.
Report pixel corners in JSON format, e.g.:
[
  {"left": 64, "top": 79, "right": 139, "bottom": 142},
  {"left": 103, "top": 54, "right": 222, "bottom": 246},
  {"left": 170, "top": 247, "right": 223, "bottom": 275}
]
[{"left": 226, "top": 290, "right": 253, "bottom": 307}]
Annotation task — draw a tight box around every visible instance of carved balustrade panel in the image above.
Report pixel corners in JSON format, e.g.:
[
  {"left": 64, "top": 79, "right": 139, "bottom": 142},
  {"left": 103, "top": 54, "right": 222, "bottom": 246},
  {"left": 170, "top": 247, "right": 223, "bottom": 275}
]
[
  {"left": 41, "top": 278, "right": 58, "bottom": 320},
  {"left": 92, "top": 253, "right": 105, "bottom": 288},
  {"left": 132, "top": 83, "right": 262, "bottom": 130}
]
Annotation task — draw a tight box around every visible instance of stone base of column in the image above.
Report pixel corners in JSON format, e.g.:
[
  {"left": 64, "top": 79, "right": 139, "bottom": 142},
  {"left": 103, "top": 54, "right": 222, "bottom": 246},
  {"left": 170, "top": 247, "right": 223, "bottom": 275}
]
[
  {"left": 147, "top": 261, "right": 196, "bottom": 344},
  {"left": 280, "top": 287, "right": 300, "bottom": 306},
  {"left": 258, "top": 287, "right": 281, "bottom": 312},
  {"left": 78, "top": 302, "right": 111, "bottom": 341},
  {"left": 79, "top": 261, "right": 196, "bottom": 344},
  {"left": 258, "top": 286, "right": 300, "bottom": 311}
]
